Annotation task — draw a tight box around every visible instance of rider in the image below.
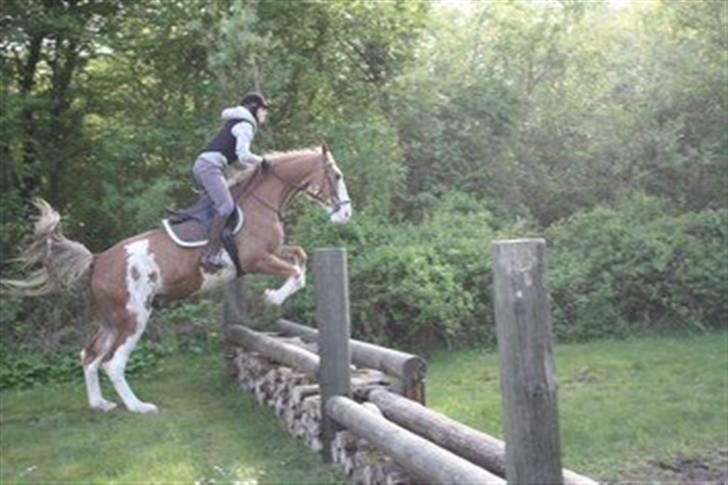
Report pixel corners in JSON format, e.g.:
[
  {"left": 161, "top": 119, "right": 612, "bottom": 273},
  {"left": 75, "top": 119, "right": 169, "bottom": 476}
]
[{"left": 193, "top": 91, "right": 270, "bottom": 271}]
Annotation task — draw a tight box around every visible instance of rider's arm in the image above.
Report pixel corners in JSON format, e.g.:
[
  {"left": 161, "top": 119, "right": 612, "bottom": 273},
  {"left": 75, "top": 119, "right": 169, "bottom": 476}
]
[{"left": 230, "top": 121, "right": 263, "bottom": 169}]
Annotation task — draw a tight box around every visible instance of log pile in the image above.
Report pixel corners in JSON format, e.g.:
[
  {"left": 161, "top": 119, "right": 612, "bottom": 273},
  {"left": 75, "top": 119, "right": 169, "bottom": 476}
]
[
  {"left": 231, "top": 346, "right": 415, "bottom": 484},
  {"left": 277, "top": 319, "right": 427, "bottom": 403},
  {"left": 332, "top": 430, "right": 411, "bottom": 485}
]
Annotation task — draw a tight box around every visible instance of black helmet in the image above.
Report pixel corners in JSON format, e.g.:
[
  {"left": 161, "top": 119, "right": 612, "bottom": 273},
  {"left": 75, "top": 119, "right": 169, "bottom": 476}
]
[{"left": 240, "top": 91, "right": 270, "bottom": 111}]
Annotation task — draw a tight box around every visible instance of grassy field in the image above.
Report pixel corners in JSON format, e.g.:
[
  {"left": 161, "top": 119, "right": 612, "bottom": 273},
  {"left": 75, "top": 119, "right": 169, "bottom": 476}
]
[
  {"left": 426, "top": 331, "right": 728, "bottom": 483},
  {"left": 0, "top": 354, "right": 346, "bottom": 484},
  {"left": 1, "top": 331, "right": 726, "bottom": 483}
]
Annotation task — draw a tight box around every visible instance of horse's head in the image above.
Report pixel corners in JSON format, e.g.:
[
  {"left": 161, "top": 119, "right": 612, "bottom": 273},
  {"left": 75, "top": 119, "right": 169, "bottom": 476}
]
[{"left": 304, "top": 144, "right": 352, "bottom": 224}]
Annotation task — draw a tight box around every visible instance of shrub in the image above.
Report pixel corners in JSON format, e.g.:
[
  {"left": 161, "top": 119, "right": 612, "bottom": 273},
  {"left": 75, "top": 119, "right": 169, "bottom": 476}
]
[
  {"left": 0, "top": 340, "right": 174, "bottom": 389},
  {"left": 547, "top": 193, "right": 727, "bottom": 339},
  {"left": 278, "top": 194, "right": 534, "bottom": 350},
  {"left": 351, "top": 244, "right": 474, "bottom": 350}
]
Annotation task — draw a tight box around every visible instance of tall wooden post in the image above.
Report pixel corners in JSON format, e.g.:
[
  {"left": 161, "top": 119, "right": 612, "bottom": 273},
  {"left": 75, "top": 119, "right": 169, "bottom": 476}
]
[
  {"left": 223, "top": 279, "right": 246, "bottom": 380},
  {"left": 492, "top": 239, "right": 563, "bottom": 484},
  {"left": 314, "top": 248, "right": 352, "bottom": 463}
]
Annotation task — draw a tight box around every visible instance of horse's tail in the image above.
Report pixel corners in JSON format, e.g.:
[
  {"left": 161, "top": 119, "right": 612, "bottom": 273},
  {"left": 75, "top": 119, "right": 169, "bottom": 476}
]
[{"left": 1, "top": 198, "right": 94, "bottom": 297}]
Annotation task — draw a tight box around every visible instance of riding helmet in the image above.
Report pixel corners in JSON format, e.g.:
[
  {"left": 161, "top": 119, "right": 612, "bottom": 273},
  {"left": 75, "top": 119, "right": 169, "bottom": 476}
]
[{"left": 240, "top": 91, "right": 270, "bottom": 115}]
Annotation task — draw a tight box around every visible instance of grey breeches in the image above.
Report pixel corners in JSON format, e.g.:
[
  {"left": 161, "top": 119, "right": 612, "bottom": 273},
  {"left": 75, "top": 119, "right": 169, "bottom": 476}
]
[{"left": 192, "top": 156, "right": 235, "bottom": 217}]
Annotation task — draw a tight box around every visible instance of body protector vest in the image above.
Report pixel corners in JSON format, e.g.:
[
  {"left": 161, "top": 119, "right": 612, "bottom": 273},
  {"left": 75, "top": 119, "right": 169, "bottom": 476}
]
[{"left": 202, "top": 118, "right": 256, "bottom": 165}]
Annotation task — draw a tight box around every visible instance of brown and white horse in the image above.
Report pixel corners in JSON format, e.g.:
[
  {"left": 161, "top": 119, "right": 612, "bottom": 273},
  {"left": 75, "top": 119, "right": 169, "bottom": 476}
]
[{"left": 2, "top": 145, "right": 351, "bottom": 413}]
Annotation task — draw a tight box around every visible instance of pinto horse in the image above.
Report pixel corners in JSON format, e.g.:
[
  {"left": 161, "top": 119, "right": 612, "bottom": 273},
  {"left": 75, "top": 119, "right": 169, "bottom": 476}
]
[{"left": 2, "top": 145, "right": 351, "bottom": 413}]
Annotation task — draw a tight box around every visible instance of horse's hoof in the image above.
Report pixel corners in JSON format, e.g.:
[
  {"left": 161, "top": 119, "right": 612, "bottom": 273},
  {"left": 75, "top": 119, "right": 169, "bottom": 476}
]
[
  {"left": 128, "top": 402, "right": 159, "bottom": 414},
  {"left": 264, "top": 289, "right": 282, "bottom": 306},
  {"left": 91, "top": 400, "right": 118, "bottom": 413}
]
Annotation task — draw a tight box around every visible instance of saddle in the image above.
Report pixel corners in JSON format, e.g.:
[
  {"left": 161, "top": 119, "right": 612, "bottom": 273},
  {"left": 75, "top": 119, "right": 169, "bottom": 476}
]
[{"left": 162, "top": 195, "right": 245, "bottom": 275}]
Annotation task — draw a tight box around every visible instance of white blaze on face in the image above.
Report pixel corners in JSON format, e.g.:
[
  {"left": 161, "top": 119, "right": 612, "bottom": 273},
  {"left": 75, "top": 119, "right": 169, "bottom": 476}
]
[{"left": 329, "top": 177, "right": 352, "bottom": 224}]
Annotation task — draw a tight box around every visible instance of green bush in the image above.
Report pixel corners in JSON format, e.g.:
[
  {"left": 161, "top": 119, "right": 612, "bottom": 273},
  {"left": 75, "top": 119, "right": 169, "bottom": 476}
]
[
  {"left": 351, "top": 244, "right": 474, "bottom": 349},
  {"left": 547, "top": 193, "right": 727, "bottom": 339},
  {"left": 0, "top": 340, "right": 174, "bottom": 389},
  {"left": 0, "top": 294, "right": 219, "bottom": 390},
  {"left": 278, "top": 194, "right": 533, "bottom": 350}
]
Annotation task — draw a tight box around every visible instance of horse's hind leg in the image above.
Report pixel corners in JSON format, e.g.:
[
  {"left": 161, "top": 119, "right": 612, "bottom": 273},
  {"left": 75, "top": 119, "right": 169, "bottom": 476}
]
[
  {"left": 95, "top": 238, "right": 162, "bottom": 414},
  {"left": 102, "top": 304, "right": 157, "bottom": 413},
  {"left": 100, "top": 302, "right": 158, "bottom": 414},
  {"left": 81, "top": 327, "right": 117, "bottom": 412}
]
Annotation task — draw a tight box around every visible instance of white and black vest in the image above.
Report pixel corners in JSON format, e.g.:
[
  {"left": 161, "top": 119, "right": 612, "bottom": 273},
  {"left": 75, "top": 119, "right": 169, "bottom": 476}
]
[{"left": 201, "top": 118, "right": 256, "bottom": 165}]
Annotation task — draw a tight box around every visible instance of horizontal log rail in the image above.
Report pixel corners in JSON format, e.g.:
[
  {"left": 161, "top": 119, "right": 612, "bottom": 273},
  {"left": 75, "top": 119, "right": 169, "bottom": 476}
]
[
  {"left": 368, "top": 389, "right": 597, "bottom": 485},
  {"left": 227, "top": 324, "right": 320, "bottom": 378},
  {"left": 326, "top": 395, "right": 505, "bottom": 485},
  {"left": 277, "top": 319, "right": 426, "bottom": 380}
]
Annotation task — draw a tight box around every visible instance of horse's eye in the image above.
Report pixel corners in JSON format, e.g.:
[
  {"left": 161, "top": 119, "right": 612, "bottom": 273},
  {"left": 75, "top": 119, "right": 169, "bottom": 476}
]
[{"left": 335, "top": 173, "right": 342, "bottom": 181}]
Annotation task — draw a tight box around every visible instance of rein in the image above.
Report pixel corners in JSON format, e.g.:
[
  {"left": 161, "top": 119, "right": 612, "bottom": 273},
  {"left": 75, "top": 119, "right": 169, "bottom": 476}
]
[
  {"left": 236, "top": 154, "right": 350, "bottom": 220},
  {"left": 269, "top": 155, "right": 352, "bottom": 213}
]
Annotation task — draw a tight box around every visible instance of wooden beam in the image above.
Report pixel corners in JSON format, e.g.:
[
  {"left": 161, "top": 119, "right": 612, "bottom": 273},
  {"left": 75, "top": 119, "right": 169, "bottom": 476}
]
[
  {"left": 277, "top": 318, "right": 427, "bottom": 403},
  {"left": 227, "top": 324, "right": 320, "bottom": 378},
  {"left": 368, "top": 389, "right": 504, "bottom": 473},
  {"left": 367, "top": 389, "right": 596, "bottom": 484},
  {"left": 326, "top": 396, "right": 505, "bottom": 485},
  {"left": 314, "top": 248, "right": 352, "bottom": 463},
  {"left": 493, "top": 239, "right": 563, "bottom": 484},
  {"left": 223, "top": 279, "right": 246, "bottom": 380}
]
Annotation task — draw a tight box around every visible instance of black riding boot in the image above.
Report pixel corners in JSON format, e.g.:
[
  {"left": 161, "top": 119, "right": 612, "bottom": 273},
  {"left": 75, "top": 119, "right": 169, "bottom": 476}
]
[{"left": 200, "top": 214, "right": 228, "bottom": 271}]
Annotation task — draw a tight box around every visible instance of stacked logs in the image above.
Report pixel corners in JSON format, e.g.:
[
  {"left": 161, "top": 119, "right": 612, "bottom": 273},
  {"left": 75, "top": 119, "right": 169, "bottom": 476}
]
[
  {"left": 233, "top": 348, "right": 323, "bottom": 450},
  {"left": 227, "top": 322, "right": 598, "bottom": 485},
  {"left": 277, "top": 319, "right": 428, "bottom": 404},
  {"left": 332, "top": 430, "right": 411, "bottom": 485},
  {"left": 230, "top": 339, "right": 415, "bottom": 484}
]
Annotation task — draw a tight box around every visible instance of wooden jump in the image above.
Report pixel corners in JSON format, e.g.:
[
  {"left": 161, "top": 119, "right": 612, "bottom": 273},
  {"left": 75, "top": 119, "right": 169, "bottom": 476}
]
[{"left": 224, "top": 241, "right": 598, "bottom": 485}]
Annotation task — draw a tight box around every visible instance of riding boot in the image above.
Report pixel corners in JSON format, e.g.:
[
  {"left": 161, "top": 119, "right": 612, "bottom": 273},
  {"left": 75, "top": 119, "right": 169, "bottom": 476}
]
[{"left": 200, "top": 214, "right": 228, "bottom": 271}]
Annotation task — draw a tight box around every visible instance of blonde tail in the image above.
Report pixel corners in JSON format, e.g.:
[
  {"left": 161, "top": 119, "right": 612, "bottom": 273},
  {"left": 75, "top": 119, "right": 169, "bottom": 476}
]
[{"left": 1, "top": 199, "right": 94, "bottom": 296}]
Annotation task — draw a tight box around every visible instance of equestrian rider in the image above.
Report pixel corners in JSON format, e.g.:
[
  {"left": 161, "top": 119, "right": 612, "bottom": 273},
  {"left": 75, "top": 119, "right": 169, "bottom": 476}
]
[{"left": 193, "top": 91, "right": 270, "bottom": 271}]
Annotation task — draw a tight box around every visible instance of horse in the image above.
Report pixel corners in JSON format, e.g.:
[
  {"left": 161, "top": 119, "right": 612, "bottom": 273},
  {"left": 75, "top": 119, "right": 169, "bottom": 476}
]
[{"left": 2, "top": 145, "right": 352, "bottom": 414}]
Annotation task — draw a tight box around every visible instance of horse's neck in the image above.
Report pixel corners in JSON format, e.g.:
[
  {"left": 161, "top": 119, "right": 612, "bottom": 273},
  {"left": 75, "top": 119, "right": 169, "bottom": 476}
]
[{"left": 244, "top": 155, "right": 315, "bottom": 213}]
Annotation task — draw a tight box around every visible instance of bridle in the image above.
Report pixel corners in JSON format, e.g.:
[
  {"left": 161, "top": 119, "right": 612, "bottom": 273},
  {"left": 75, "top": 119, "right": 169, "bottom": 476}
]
[{"left": 246, "top": 153, "right": 351, "bottom": 219}]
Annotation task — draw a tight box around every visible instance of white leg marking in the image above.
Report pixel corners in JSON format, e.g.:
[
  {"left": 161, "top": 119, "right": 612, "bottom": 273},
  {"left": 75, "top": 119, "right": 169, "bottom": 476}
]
[
  {"left": 81, "top": 348, "right": 117, "bottom": 412},
  {"left": 103, "top": 336, "right": 157, "bottom": 414},
  {"left": 264, "top": 265, "right": 305, "bottom": 306},
  {"left": 105, "top": 239, "right": 161, "bottom": 414}
]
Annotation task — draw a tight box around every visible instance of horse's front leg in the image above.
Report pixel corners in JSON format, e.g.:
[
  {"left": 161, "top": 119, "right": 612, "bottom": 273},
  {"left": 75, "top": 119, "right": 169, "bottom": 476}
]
[
  {"left": 276, "top": 245, "right": 308, "bottom": 268},
  {"left": 254, "top": 252, "right": 306, "bottom": 306}
]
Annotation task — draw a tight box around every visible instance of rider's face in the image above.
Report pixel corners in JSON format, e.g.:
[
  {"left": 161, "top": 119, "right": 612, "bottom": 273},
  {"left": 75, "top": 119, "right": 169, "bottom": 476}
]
[{"left": 257, "top": 107, "right": 269, "bottom": 125}]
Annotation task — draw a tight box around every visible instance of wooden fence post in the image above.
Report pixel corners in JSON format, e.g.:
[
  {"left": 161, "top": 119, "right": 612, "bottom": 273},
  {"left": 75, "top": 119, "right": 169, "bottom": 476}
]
[
  {"left": 223, "top": 279, "right": 246, "bottom": 380},
  {"left": 492, "top": 239, "right": 563, "bottom": 484},
  {"left": 314, "top": 248, "right": 352, "bottom": 463}
]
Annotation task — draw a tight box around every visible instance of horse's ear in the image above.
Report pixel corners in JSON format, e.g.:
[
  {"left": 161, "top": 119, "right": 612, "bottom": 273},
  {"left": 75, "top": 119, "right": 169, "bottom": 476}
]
[{"left": 321, "top": 143, "right": 328, "bottom": 155}]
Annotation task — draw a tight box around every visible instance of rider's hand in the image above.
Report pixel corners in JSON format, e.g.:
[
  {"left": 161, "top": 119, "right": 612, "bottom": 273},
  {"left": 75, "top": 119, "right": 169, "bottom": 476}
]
[{"left": 260, "top": 158, "right": 271, "bottom": 172}]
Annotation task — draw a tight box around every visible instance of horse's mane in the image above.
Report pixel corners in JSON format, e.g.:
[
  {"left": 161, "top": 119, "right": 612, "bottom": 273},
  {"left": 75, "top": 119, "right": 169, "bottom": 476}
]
[
  {"left": 266, "top": 147, "right": 321, "bottom": 163},
  {"left": 226, "top": 147, "right": 321, "bottom": 186}
]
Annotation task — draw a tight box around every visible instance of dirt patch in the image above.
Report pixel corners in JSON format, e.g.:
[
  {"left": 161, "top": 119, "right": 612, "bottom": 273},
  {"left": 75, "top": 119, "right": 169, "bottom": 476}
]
[{"left": 609, "top": 449, "right": 727, "bottom": 484}]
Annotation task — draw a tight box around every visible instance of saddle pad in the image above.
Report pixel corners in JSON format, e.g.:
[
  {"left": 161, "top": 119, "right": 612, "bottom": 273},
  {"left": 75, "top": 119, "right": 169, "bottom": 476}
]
[{"left": 162, "top": 206, "right": 245, "bottom": 248}]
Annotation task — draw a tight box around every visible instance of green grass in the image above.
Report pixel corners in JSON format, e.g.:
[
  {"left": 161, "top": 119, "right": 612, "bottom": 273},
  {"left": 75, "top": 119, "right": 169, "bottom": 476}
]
[
  {"left": 2, "top": 333, "right": 726, "bottom": 483},
  {"left": 0, "top": 352, "right": 346, "bottom": 485},
  {"left": 426, "top": 331, "right": 728, "bottom": 482}
]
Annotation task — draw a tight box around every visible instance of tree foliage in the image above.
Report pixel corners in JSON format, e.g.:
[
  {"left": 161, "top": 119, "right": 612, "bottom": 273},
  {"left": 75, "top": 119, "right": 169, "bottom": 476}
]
[{"left": 1, "top": 0, "right": 725, "bottom": 352}]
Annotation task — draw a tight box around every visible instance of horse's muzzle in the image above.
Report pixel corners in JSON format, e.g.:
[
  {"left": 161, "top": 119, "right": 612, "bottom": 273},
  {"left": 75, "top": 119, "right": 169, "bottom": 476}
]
[{"left": 330, "top": 200, "right": 352, "bottom": 224}]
